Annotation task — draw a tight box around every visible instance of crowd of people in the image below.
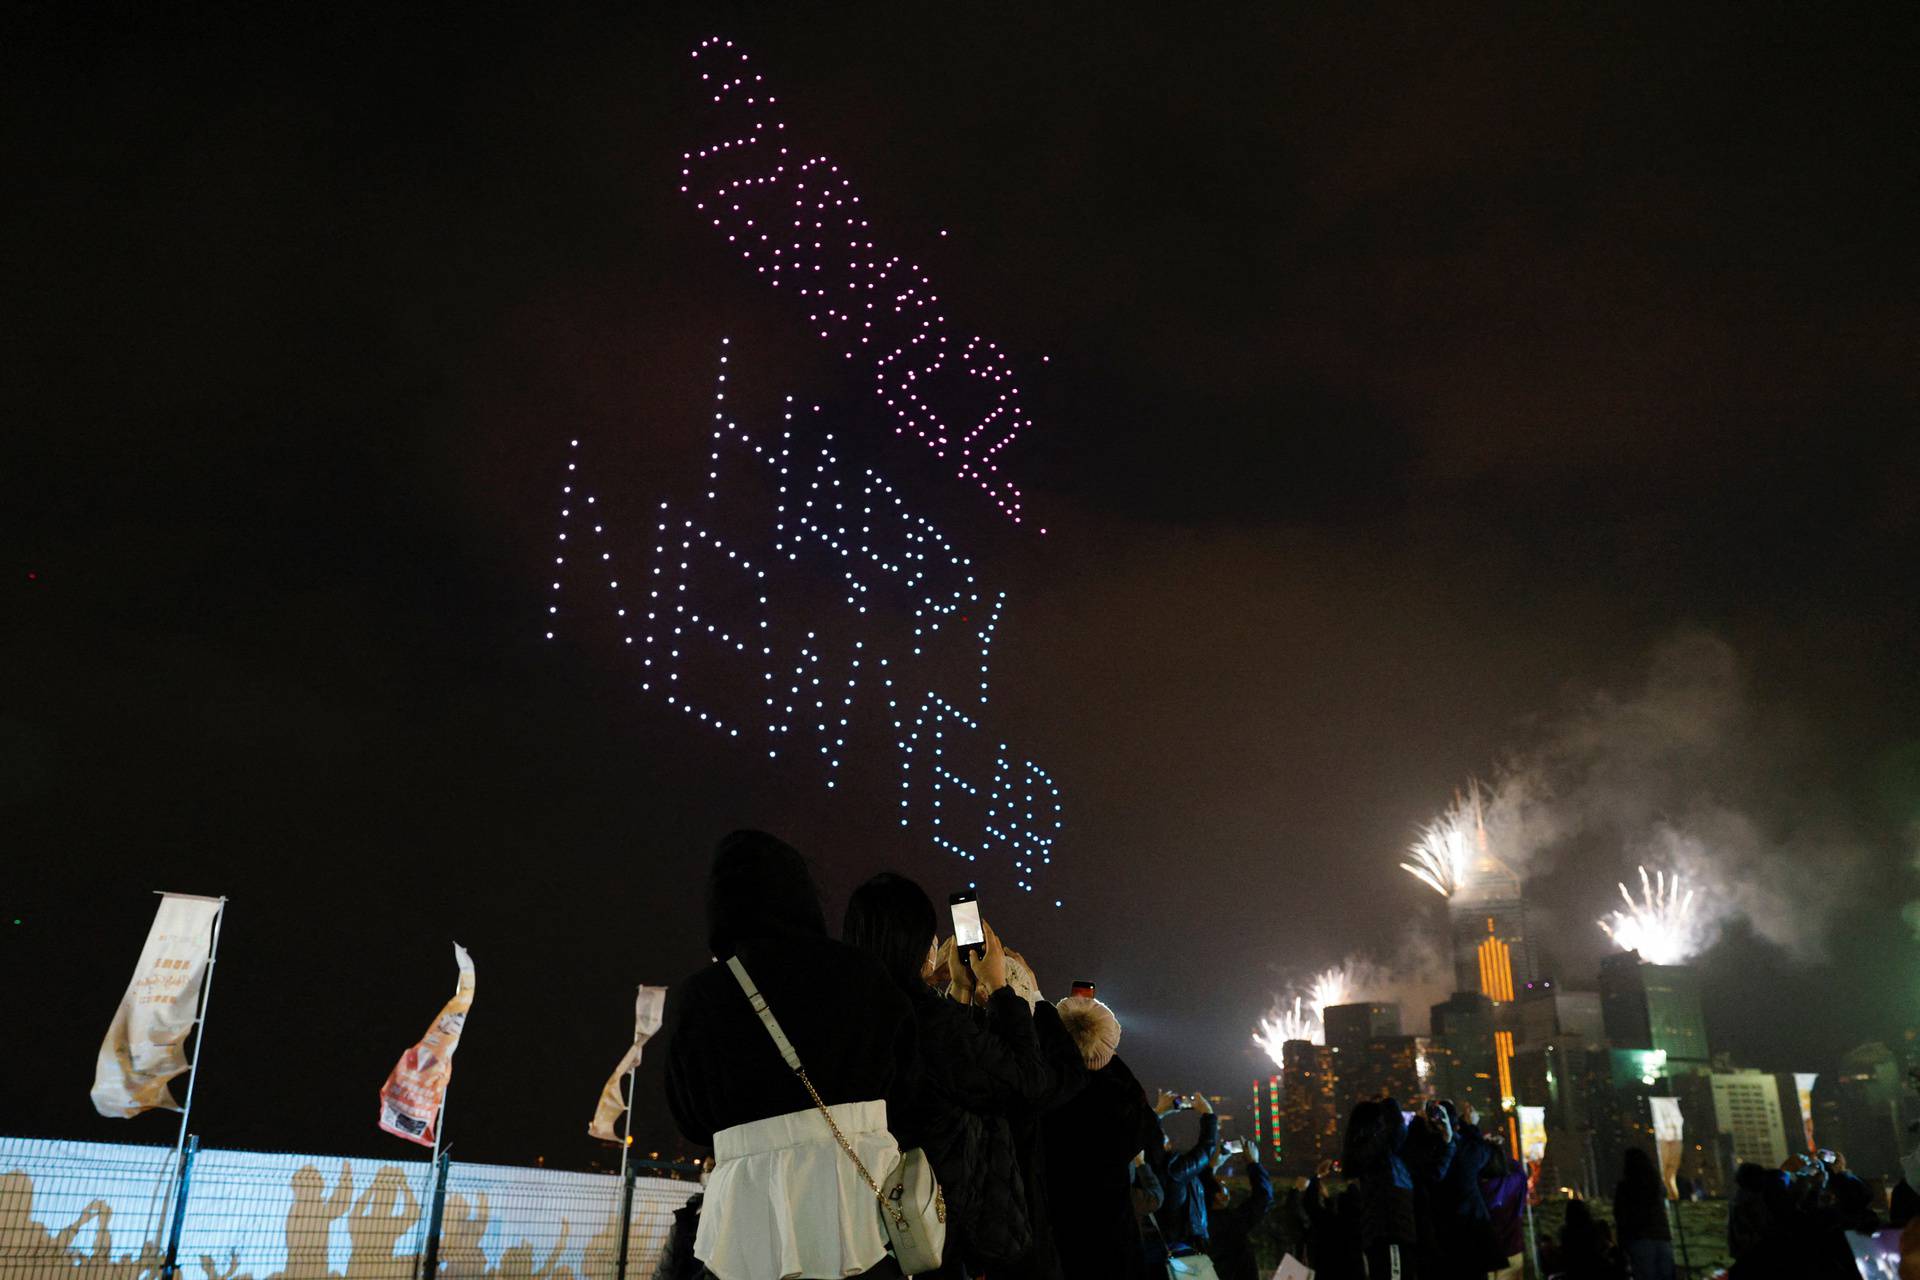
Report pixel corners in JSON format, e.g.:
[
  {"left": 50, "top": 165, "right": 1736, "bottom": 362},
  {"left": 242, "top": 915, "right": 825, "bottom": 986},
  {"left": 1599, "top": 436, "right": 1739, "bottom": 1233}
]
[{"left": 650, "top": 830, "right": 1912, "bottom": 1280}]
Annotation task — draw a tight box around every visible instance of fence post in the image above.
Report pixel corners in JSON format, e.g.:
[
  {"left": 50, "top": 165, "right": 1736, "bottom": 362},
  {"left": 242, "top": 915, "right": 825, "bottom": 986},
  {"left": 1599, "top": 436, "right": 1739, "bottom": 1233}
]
[
  {"left": 615, "top": 1158, "right": 637, "bottom": 1280},
  {"left": 419, "top": 1149, "right": 451, "bottom": 1280},
  {"left": 159, "top": 1133, "right": 200, "bottom": 1280}
]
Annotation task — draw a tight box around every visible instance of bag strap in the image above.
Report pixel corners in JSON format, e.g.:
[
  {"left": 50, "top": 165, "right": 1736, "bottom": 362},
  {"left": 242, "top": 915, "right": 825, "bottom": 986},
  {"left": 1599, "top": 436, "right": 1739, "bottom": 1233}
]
[{"left": 725, "top": 956, "right": 908, "bottom": 1231}]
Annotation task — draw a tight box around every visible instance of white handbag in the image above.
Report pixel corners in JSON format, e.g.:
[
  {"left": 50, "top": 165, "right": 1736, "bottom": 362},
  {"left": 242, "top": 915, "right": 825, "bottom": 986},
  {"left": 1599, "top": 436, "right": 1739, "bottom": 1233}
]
[{"left": 725, "top": 956, "right": 947, "bottom": 1275}]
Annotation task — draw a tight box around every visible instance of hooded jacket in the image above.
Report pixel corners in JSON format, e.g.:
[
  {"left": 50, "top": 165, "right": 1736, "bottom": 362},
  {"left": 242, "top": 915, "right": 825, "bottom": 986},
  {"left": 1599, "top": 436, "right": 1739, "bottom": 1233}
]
[{"left": 663, "top": 831, "right": 916, "bottom": 1146}]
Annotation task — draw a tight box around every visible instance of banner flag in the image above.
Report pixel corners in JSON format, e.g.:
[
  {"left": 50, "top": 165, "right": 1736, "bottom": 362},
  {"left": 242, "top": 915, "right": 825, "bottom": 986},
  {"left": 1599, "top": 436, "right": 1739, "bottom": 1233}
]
[
  {"left": 1794, "top": 1072, "right": 1819, "bottom": 1152},
  {"left": 377, "top": 943, "right": 474, "bottom": 1147},
  {"left": 1650, "top": 1095, "right": 1685, "bottom": 1198},
  {"left": 91, "top": 894, "right": 224, "bottom": 1118},
  {"left": 588, "top": 985, "right": 668, "bottom": 1141}
]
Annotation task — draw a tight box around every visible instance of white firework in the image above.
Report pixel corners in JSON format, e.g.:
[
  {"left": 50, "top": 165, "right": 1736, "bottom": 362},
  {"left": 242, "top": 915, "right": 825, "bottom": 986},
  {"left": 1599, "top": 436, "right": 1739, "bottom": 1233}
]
[
  {"left": 1599, "top": 865, "right": 1703, "bottom": 965},
  {"left": 1253, "top": 996, "right": 1319, "bottom": 1066},
  {"left": 1309, "top": 966, "right": 1352, "bottom": 1019},
  {"left": 1402, "top": 784, "right": 1490, "bottom": 898},
  {"left": 1401, "top": 815, "right": 1473, "bottom": 898}
]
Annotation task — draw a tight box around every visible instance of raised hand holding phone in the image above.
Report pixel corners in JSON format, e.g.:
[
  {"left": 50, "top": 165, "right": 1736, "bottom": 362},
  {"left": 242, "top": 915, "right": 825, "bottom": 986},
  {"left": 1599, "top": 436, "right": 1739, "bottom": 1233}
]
[{"left": 967, "top": 919, "right": 1007, "bottom": 994}]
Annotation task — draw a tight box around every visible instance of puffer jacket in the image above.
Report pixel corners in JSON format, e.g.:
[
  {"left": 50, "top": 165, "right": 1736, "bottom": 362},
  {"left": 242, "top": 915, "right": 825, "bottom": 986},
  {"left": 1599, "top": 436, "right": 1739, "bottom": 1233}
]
[{"left": 897, "top": 984, "right": 1065, "bottom": 1271}]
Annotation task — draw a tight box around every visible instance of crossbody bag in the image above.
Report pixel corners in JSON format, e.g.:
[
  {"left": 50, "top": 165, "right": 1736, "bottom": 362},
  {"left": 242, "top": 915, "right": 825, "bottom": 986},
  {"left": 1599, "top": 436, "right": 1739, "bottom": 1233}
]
[{"left": 725, "top": 956, "right": 947, "bottom": 1275}]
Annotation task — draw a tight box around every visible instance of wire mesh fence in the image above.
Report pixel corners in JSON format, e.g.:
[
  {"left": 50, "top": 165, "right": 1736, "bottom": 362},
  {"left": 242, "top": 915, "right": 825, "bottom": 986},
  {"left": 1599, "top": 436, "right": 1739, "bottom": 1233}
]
[{"left": 0, "top": 1136, "right": 698, "bottom": 1280}]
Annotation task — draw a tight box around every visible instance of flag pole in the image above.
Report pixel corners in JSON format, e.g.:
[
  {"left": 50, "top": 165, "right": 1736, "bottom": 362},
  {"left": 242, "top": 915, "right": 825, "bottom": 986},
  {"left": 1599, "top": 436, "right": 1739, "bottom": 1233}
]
[
  {"left": 157, "top": 894, "right": 226, "bottom": 1244},
  {"left": 423, "top": 1078, "right": 450, "bottom": 1276},
  {"left": 618, "top": 991, "right": 640, "bottom": 1182}
]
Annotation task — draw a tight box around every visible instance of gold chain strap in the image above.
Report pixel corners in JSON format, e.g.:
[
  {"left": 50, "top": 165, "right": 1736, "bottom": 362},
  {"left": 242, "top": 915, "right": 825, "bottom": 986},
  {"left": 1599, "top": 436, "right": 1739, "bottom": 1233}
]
[{"left": 792, "top": 1066, "right": 914, "bottom": 1234}]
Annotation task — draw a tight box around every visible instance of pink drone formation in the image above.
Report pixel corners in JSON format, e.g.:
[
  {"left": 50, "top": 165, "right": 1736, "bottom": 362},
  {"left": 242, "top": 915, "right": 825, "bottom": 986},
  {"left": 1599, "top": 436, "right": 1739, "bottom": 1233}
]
[{"left": 680, "top": 37, "right": 1038, "bottom": 528}]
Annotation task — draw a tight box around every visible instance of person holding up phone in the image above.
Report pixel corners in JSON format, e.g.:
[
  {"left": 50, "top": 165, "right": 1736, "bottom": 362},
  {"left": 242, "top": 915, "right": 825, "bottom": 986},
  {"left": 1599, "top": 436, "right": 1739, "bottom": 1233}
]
[
  {"left": 843, "top": 873, "right": 1085, "bottom": 1278},
  {"left": 1150, "top": 1087, "right": 1220, "bottom": 1253},
  {"left": 1202, "top": 1139, "right": 1275, "bottom": 1280}
]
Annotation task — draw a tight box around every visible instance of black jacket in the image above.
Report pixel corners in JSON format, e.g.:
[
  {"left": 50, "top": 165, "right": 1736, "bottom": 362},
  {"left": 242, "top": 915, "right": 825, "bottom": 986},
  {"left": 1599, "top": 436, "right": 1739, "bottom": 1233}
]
[
  {"left": 898, "top": 985, "right": 1069, "bottom": 1271},
  {"left": 1343, "top": 1102, "right": 1418, "bottom": 1251},
  {"left": 1043, "top": 1053, "right": 1164, "bottom": 1280},
  {"left": 996, "top": 1001, "right": 1091, "bottom": 1280},
  {"left": 1156, "top": 1111, "right": 1221, "bottom": 1247},
  {"left": 663, "top": 934, "right": 915, "bottom": 1146},
  {"left": 1206, "top": 1160, "right": 1274, "bottom": 1280},
  {"left": 1611, "top": 1174, "right": 1671, "bottom": 1243},
  {"left": 1429, "top": 1124, "right": 1501, "bottom": 1279},
  {"left": 1302, "top": 1177, "right": 1367, "bottom": 1280}
]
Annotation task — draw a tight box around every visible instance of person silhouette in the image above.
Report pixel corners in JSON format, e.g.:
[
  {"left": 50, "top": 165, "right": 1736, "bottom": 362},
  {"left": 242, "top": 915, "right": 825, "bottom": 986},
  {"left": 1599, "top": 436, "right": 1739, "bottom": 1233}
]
[
  {"left": 345, "top": 1167, "right": 419, "bottom": 1279},
  {"left": 284, "top": 1162, "right": 354, "bottom": 1279},
  {"left": 439, "top": 1192, "right": 489, "bottom": 1277}
]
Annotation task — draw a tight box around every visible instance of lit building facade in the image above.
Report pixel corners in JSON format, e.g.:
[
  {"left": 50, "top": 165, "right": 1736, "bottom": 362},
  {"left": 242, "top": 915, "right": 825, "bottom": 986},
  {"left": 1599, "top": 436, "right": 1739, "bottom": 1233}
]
[{"left": 1709, "top": 1071, "right": 1790, "bottom": 1169}]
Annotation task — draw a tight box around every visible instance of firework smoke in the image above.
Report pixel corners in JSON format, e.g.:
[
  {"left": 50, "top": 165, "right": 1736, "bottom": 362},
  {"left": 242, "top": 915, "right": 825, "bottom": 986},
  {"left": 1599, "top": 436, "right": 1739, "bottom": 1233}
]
[{"left": 1599, "top": 864, "right": 1705, "bottom": 964}]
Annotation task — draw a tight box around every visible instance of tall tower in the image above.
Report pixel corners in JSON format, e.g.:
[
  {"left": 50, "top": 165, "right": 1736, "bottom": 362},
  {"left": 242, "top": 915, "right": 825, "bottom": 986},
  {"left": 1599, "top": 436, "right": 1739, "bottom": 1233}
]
[
  {"left": 1445, "top": 786, "right": 1534, "bottom": 1112},
  {"left": 1447, "top": 788, "right": 1535, "bottom": 997}
]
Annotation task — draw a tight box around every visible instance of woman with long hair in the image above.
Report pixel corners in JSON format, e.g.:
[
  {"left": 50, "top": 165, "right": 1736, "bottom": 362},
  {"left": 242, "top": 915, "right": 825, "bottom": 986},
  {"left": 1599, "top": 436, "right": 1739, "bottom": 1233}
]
[
  {"left": 843, "top": 872, "right": 1084, "bottom": 1279},
  {"left": 1612, "top": 1148, "right": 1675, "bottom": 1280}
]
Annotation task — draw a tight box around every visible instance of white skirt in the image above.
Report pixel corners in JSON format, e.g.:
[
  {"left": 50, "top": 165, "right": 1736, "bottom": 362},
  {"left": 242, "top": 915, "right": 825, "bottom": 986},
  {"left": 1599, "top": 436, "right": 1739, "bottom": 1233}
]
[{"left": 695, "top": 1098, "right": 898, "bottom": 1280}]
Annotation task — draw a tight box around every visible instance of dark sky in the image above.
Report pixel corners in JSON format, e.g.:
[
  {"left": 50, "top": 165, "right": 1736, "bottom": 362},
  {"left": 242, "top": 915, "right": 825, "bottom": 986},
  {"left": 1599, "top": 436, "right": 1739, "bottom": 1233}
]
[{"left": 6, "top": 4, "right": 1918, "bottom": 1166}]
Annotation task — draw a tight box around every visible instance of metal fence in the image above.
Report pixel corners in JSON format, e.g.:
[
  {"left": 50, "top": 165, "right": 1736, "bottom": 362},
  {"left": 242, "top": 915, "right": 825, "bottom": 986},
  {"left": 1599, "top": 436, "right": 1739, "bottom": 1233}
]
[{"left": 0, "top": 1136, "right": 698, "bottom": 1280}]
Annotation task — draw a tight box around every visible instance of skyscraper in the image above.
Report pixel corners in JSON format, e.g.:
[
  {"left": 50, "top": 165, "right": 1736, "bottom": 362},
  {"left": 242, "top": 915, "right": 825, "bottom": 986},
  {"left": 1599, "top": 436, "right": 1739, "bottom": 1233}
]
[
  {"left": 1446, "top": 789, "right": 1536, "bottom": 999},
  {"left": 1429, "top": 991, "right": 1501, "bottom": 1119},
  {"left": 1598, "top": 951, "right": 1711, "bottom": 1066},
  {"left": 1710, "top": 1071, "right": 1791, "bottom": 1169},
  {"left": 1324, "top": 1002, "right": 1423, "bottom": 1121},
  {"left": 1441, "top": 788, "right": 1535, "bottom": 1121},
  {"left": 1275, "top": 1039, "right": 1341, "bottom": 1176}
]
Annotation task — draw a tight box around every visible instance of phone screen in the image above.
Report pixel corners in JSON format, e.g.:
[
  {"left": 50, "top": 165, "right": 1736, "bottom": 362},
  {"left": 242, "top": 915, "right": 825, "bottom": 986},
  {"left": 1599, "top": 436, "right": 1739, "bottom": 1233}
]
[
  {"left": 1071, "top": 980, "right": 1096, "bottom": 999},
  {"left": 949, "top": 891, "right": 984, "bottom": 947}
]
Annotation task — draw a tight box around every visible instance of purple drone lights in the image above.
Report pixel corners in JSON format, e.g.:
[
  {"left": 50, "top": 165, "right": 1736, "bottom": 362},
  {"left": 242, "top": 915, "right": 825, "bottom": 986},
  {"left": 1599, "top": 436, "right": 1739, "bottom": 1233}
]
[{"left": 682, "top": 36, "right": 1040, "bottom": 529}]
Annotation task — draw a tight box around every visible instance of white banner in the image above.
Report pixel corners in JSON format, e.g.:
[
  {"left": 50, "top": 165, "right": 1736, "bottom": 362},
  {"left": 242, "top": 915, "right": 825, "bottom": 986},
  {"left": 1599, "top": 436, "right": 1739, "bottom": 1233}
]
[
  {"left": 91, "top": 893, "right": 224, "bottom": 1118},
  {"left": 1650, "top": 1095, "right": 1684, "bottom": 1197},
  {"left": 378, "top": 943, "right": 475, "bottom": 1147},
  {"left": 1517, "top": 1105, "right": 1547, "bottom": 1164},
  {"left": 588, "top": 986, "right": 668, "bottom": 1142}
]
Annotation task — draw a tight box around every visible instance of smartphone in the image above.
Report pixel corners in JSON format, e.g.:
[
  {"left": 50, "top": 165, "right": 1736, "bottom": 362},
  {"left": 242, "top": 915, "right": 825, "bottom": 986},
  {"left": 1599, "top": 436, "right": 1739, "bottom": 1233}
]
[
  {"left": 949, "top": 890, "right": 984, "bottom": 956},
  {"left": 1222, "top": 1139, "right": 1245, "bottom": 1156},
  {"left": 1071, "top": 980, "right": 1096, "bottom": 999},
  {"left": 1167, "top": 1094, "right": 1193, "bottom": 1112}
]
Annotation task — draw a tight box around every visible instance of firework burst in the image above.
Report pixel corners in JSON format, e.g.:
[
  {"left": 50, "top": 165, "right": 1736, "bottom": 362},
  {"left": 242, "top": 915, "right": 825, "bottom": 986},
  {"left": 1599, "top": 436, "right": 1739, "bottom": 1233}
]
[
  {"left": 1599, "top": 865, "right": 1703, "bottom": 965},
  {"left": 1401, "top": 815, "right": 1473, "bottom": 898},
  {"left": 1253, "top": 997, "right": 1319, "bottom": 1067},
  {"left": 1309, "top": 966, "right": 1352, "bottom": 1018},
  {"left": 1401, "top": 784, "right": 1490, "bottom": 898}
]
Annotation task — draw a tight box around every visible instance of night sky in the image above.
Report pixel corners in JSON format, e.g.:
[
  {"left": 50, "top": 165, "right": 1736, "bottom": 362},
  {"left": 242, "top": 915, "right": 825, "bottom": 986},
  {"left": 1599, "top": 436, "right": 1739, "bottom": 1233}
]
[{"left": 7, "top": 4, "right": 1917, "bottom": 1166}]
